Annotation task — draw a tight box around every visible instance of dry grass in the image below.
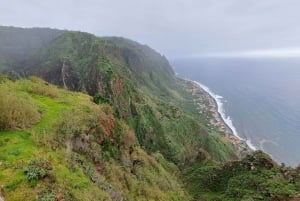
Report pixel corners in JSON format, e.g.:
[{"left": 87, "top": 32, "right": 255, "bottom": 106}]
[
  {"left": 27, "top": 76, "right": 59, "bottom": 98},
  {"left": 0, "top": 90, "right": 41, "bottom": 130}
]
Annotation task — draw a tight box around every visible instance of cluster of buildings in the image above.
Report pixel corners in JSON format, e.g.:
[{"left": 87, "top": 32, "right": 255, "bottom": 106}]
[
  {"left": 186, "top": 81, "right": 248, "bottom": 152},
  {"left": 188, "top": 83, "right": 229, "bottom": 134}
]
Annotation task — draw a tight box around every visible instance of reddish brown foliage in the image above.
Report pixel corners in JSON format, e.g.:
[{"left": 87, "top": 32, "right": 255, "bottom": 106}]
[{"left": 98, "top": 113, "right": 116, "bottom": 138}]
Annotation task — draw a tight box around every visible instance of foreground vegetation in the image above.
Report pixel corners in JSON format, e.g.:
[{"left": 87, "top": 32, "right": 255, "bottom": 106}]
[
  {"left": 0, "top": 78, "right": 189, "bottom": 200},
  {"left": 183, "top": 151, "right": 300, "bottom": 200}
]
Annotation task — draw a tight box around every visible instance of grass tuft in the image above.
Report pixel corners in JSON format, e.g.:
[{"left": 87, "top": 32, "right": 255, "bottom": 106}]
[{"left": 0, "top": 86, "right": 41, "bottom": 130}]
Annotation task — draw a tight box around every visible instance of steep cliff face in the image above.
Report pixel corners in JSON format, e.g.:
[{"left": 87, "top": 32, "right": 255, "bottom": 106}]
[{"left": 22, "top": 32, "right": 176, "bottom": 99}]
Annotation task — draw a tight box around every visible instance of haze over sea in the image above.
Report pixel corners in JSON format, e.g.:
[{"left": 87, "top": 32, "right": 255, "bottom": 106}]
[{"left": 172, "top": 57, "right": 300, "bottom": 167}]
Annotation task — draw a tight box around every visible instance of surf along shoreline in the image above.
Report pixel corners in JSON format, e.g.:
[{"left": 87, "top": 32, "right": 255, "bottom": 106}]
[{"left": 181, "top": 77, "right": 255, "bottom": 155}]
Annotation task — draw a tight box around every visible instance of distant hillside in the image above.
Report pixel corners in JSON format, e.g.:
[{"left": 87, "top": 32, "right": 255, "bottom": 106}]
[{"left": 0, "top": 26, "right": 64, "bottom": 71}]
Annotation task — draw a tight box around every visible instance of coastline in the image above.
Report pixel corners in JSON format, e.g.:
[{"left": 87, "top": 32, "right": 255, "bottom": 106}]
[
  {"left": 195, "top": 81, "right": 258, "bottom": 151},
  {"left": 194, "top": 81, "right": 239, "bottom": 137},
  {"left": 181, "top": 77, "right": 255, "bottom": 154},
  {"left": 173, "top": 61, "right": 300, "bottom": 167}
]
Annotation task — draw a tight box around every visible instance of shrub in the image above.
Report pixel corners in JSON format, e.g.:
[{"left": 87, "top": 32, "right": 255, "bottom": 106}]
[
  {"left": 23, "top": 159, "right": 52, "bottom": 181},
  {"left": 93, "top": 93, "right": 111, "bottom": 105},
  {"left": 37, "top": 192, "right": 56, "bottom": 201},
  {"left": 122, "top": 129, "right": 135, "bottom": 150},
  {"left": 27, "top": 76, "right": 58, "bottom": 98},
  {"left": 0, "top": 75, "right": 11, "bottom": 83},
  {"left": 0, "top": 90, "right": 41, "bottom": 130}
]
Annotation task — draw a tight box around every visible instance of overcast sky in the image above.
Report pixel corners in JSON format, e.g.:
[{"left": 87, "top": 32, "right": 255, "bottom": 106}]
[{"left": 2, "top": 0, "right": 300, "bottom": 59}]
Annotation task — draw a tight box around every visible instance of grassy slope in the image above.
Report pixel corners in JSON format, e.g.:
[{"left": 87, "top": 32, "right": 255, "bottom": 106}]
[{"left": 0, "top": 78, "right": 189, "bottom": 201}]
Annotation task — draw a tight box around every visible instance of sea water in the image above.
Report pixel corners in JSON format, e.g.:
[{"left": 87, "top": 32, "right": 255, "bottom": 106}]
[{"left": 172, "top": 58, "right": 300, "bottom": 167}]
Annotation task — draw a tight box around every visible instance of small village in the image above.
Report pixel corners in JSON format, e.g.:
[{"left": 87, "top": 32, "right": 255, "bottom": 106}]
[{"left": 185, "top": 80, "right": 249, "bottom": 153}]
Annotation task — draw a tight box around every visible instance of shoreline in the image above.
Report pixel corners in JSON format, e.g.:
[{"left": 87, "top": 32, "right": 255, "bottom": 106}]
[
  {"left": 193, "top": 81, "right": 239, "bottom": 137},
  {"left": 194, "top": 81, "right": 258, "bottom": 151},
  {"left": 181, "top": 77, "right": 256, "bottom": 153}
]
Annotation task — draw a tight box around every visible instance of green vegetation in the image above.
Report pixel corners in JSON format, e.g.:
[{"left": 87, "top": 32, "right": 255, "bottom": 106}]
[
  {"left": 23, "top": 159, "right": 52, "bottom": 181},
  {"left": 183, "top": 151, "right": 300, "bottom": 200}
]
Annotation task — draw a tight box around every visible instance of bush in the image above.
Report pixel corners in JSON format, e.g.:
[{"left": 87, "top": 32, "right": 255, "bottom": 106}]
[
  {"left": 23, "top": 159, "right": 52, "bottom": 181},
  {"left": 37, "top": 192, "right": 56, "bottom": 201},
  {"left": 0, "top": 89, "right": 41, "bottom": 130},
  {"left": 93, "top": 93, "right": 111, "bottom": 105},
  {"left": 27, "top": 76, "right": 58, "bottom": 98}
]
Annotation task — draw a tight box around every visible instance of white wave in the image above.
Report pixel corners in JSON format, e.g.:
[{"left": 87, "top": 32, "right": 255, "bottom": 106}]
[
  {"left": 259, "top": 139, "right": 277, "bottom": 151},
  {"left": 192, "top": 81, "right": 258, "bottom": 151},
  {"left": 246, "top": 139, "right": 257, "bottom": 151}
]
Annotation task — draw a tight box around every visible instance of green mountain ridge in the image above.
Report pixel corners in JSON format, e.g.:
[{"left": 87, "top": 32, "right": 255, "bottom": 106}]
[{"left": 0, "top": 26, "right": 300, "bottom": 201}]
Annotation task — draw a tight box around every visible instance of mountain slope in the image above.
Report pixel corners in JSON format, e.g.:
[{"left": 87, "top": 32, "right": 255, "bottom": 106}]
[
  {"left": 22, "top": 32, "right": 176, "bottom": 99},
  {"left": 4, "top": 29, "right": 237, "bottom": 165}
]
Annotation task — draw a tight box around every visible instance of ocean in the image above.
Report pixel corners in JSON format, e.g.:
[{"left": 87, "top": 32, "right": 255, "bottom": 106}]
[{"left": 172, "top": 57, "right": 300, "bottom": 167}]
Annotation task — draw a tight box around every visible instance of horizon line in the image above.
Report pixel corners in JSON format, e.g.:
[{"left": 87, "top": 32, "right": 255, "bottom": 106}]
[{"left": 190, "top": 48, "right": 300, "bottom": 58}]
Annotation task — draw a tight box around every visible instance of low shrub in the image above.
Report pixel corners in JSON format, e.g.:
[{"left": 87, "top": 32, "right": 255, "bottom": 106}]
[
  {"left": 36, "top": 192, "right": 56, "bottom": 201},
  {"left": 23, "top": 159, "right": 52, "bottom": 181},
  {"left": 93, "top": 93, "right": 111, "bottom": 105},
  {"left": 27, "top": 76, "right": 58, "bottom": 98},
  {"left": 0, "top": 90, "right": 41, "bottom": 130}
]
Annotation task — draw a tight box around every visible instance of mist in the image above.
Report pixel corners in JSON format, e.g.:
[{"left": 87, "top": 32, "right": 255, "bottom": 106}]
[{"left": 2, "top": 0, "right": 300, "bottom": 59}]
